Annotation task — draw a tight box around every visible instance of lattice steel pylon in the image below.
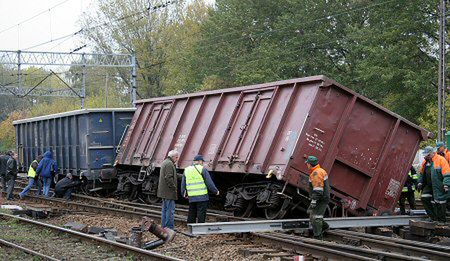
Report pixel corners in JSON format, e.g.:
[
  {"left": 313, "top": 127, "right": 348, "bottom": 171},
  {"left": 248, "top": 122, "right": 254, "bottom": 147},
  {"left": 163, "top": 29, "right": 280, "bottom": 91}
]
[
  {"left": 0, "top": 50, "right": 137, "bottom": 108},
  {"left": 438, "top": 0, "right": 447, "bottom": 142}
]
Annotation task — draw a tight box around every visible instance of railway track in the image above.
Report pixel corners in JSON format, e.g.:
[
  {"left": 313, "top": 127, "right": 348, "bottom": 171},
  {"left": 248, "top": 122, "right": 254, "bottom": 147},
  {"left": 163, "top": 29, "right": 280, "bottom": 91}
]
[
  {"left": 252, "top": 231, "right": 450, "bottom": 261},
  {"left": 0, "top": 212, "right": 182, "bottom": 261},
  {"left": 10, "top": 179, "right": 244, "bottom": 223},
  {"left": 6, "top": 181, "right": 450, "bottom": 260},
  {"left": 0, "top": 238, "right": 60, "bottom": 261}
]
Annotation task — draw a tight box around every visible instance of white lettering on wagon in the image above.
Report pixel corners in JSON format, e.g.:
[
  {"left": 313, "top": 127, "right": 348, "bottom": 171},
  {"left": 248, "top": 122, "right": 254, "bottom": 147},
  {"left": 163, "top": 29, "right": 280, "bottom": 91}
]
[{"left": 305, "top": 132, "right": 324, "bottom": 152}]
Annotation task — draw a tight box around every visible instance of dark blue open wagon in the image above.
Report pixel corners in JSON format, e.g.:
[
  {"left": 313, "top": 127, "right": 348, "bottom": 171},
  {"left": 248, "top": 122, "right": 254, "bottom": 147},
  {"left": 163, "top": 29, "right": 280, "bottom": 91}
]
[{"left": 13, "top": 108, "right": 135, "bottom": 193}]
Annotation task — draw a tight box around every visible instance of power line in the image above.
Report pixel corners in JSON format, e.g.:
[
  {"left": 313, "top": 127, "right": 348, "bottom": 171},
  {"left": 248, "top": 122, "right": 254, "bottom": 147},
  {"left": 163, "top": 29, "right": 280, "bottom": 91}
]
[
  {"left": 22, "top": 0, "right": 177, "bottom": 51},
  {"left": 0, "top": 0, "right": 72, "bottom": 36},
  {"left": 143, "top": 0, "right": 416, "bottom": 71},
  {"left": 194, "top": 0, "right": 402, "bottom": 49}
]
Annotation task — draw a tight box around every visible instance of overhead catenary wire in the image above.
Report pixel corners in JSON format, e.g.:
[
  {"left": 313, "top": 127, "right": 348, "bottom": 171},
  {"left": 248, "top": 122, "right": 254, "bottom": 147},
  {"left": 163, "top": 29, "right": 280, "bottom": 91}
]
[
  {"left": 141, "top": 0, "right": 418, "bottom": 71},
  {"left": 0, "top": 0, "right": 73, "bottom": 35},
  {"left": 22, "top": 0, "right": 177, "bottom": 51}
]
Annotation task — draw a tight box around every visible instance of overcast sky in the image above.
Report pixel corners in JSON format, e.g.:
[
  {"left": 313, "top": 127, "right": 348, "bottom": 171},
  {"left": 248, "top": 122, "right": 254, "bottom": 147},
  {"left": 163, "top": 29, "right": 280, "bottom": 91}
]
[
  {"left": 0, "top": 0, "right": 214, "bottom": 53},
  {"left": 0, "top": 0, "right": 95, "bottom": 52}
]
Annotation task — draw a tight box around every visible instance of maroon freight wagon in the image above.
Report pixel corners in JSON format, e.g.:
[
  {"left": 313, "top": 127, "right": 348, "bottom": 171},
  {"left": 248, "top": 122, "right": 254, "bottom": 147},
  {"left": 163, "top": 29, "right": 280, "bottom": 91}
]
[{"left": 115, "top": 75, "right": 430, "bottom": 218}]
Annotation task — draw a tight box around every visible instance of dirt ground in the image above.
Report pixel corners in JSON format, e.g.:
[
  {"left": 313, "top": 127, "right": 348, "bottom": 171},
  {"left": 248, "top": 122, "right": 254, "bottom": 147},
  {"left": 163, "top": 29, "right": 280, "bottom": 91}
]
[
  {"left": 47, "top": 213, "right": 284, "bottom": 261},
  {"left": 0, "top": 215, "right": 139, "bottom": 260},
  {"left": 0, "top": 198, "right": 289, "bottom": 261}
]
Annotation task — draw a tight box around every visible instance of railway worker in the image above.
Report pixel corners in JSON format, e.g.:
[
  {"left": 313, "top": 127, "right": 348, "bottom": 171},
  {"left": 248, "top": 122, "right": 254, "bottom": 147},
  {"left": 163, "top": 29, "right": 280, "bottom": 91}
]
[
  {"left": 19, "top": 155, "right": 43, "bottom": 199},
  {"left": 398, "top": 166, "right": 418, "bottom": 214},
  {"left": 182, "top": 155, "right": 219, "bottom": 224},
  {"left": 54, "top": 173, "right": 82, "bottom": 200},
  {"left": 5, "top": 151, "right": 18, "bottom": 200},
  {"left": 436, "top": 142, "right": 450, "bottom": 164},
  {"left": 157, "top": 150, "right": 180, "bottom": 230},
  {"left": 417, "top": 146, "right": 449, "bottom": 224},
  {"left": 36, "top": 150, "right": 58, "bottom": 198},
  {"left": 305, "top": 156, "right": 330, "bottom": 240},
  {"left": 0, "top": 151, "right": 11, "bottom": 195}
]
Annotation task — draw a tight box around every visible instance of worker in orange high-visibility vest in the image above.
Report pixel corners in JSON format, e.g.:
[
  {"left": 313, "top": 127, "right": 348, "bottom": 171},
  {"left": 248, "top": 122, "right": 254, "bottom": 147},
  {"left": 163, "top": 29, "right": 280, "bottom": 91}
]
[
  {"left": 417, "top": 146, "right": 450, "bottom": 224},
  {"left": 305, "top": 156, "right": 330, "bottom": 240},
  {"left": 436, "top": 142, "right": 450, "bottom": 164}
]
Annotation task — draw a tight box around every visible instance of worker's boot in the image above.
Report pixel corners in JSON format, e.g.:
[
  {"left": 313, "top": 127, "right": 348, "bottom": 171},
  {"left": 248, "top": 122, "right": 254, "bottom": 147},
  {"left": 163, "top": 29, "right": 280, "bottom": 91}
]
[
  {"left": 436, "top": 203, "right": 447, "bottom": 225},
  {"left": 312, "top": 218, "right": 323, "bottom": 240},
  {"left": 422, "top": 197, "right": 437, "bottom": 221}
]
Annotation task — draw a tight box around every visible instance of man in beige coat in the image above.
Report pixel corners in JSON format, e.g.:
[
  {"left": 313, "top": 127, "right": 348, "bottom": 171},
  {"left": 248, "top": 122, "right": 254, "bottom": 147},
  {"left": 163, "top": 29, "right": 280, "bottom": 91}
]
[{"left": 157, "top": 150, "right": 179, "bottom": 229}]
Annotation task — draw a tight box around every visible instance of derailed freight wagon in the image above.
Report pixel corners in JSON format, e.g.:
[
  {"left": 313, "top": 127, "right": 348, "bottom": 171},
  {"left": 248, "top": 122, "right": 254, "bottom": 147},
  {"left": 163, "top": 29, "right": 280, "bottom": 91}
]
[
  {"left": 115, "top": 75, "right": 430, "bottom": 218},
  {"left": 14, "top": 108, "right": 135, "bottom": 193}
]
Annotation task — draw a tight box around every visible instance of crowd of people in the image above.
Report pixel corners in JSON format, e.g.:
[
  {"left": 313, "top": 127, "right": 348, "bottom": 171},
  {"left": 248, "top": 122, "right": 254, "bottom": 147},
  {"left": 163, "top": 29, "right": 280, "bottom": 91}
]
[{"left": 0, "top": 150, "right": 80, "bottom": 201}]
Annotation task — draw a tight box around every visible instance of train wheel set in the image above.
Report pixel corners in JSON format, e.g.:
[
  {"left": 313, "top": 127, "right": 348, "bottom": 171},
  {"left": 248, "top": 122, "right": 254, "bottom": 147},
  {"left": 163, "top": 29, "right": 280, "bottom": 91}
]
[{"left": 13, "top": 76, "right": 431, "bottom": 219}]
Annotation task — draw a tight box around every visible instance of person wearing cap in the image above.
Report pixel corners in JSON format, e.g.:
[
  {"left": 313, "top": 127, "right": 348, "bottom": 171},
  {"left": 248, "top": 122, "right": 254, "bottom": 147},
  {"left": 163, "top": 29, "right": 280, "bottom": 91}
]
[
  {"left": 305, "top": 156, "right": 330, "bottom": 240},
  {"left": 54, "top": 173, "right": 82, "bottom": 200},
  {"left": 157, "top": 150, "right": 180, "bottom": 230},
  {"left": 437, "top": 142, "right": 450, "bottom": 164},
  {"left": 417, "top": 146, "right": 450, "bottom": 224},
  {"left": 398, "top": 166, "right": 418, "bottom": 215},
  {"left": 181, "top": 154, "right": 219, "bottom": 224}
]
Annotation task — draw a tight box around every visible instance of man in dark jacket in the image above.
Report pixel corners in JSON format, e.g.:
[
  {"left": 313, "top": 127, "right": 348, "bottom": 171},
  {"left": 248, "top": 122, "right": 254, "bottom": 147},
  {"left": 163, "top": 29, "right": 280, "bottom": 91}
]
[
  {"left": 55, "top": 173, "right": 81, "bottom": 200},
  {"left": 157, "top": 150, "right": 179, "bottom": 229},
  {"left": 398, "top": 166, "right": 418, "bottom": 214},
  {"left": 5, "top": 151, "right": 18, "bottom": 200},
  {"left": 0, "top": 152, "right": 11, "bottom": 194},
  {"left": 36, "top": 150, "right": 58, "bottom": 197},
  {"left": 181, "top": 155, "right": 219, "bottom": 224}
]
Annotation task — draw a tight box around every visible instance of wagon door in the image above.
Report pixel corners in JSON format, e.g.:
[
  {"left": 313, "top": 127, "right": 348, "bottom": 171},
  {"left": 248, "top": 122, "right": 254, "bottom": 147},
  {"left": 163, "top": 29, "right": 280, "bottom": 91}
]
[
  {"left": 132, "top": 102, "right": 172, "bottom": 166},
  {"left": 217, "top": 89, "right": 274, "bottom": 166}
]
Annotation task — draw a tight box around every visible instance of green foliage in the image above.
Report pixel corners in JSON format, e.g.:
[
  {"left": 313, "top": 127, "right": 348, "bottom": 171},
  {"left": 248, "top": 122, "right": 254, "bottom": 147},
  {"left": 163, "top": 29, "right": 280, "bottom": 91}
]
[{"left": 0, "top": 0, "right": 445, "bottom": 150}]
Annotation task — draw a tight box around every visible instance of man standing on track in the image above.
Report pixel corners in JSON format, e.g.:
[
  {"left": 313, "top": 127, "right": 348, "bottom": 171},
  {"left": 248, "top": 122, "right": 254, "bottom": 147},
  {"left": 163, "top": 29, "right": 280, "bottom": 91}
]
[
  {"left": 36, "top": 150, "right": 58, "bottom": 198},
  {"left": 398, "top": 166, "right": 418, "bottom": 215},
  {"left": 182, "top": 155, "right": 219, "bottom": 224},
  {"left": 19, "top": 155, "right": 43, "bottom": 199},
  {"left": 417, "top": 146, "right": 449, "bottom": 224},
  {"left": 157, "top": 150, "right": 179, "bottom": 230},
  {"left": 0, "top": 151, "right": 11, "bottom": 196},
  {"left": 305, "top": 155, "right": 330, "bottom": 240},
  {"left": 5, "top": 151, "right": 18, "bottom": 200}
]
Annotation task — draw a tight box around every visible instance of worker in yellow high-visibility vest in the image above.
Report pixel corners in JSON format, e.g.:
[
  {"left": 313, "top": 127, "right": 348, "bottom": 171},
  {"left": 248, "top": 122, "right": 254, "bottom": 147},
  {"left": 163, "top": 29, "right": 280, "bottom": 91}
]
[
  {"left": 181, "top": 155, "right": 219, "bottom": 224},
  {"left": 19, "top": 155, "right": 43, "bottom": 199},
  {"left": 398, "top": 166, "right": 418, "bottom": 214}
]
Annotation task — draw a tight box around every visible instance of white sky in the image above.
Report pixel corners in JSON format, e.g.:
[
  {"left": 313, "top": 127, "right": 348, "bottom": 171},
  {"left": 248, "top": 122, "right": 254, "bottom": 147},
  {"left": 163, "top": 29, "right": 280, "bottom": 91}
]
[
  {"left": 0, "top": 0, "right": 215, "bottom": 53},
  {"left": 0, "top": 0, "right": 95, "bottom": 52}
]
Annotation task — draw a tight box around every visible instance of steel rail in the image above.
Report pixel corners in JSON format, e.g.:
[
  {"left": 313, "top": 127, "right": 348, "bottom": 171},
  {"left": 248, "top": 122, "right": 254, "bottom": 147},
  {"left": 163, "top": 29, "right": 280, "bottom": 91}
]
[
  {"left": 72, "top": 193, "right": 245, "bottom": 221},
  {"left": 0, "top": 213, "right": 182, "bottom": 261},
  {"left": 334, "top": 229, "right": 450, "bottom": 253},
  {"left": 188, "top": 215, "right": 428, "bottom": 235},
  {"left": 0, "top": 238, "right": 61, "bottom": 261},
  {"left": 252, "top": 233, "right": 376, "bottom": 261},
  {"left": 258, "top": 232, "right": 428, "bottom": 261},
  {"left": 24, "top": 195, "right": 187, "bottom": 222},
  {"left": 325, "top": 231, "right": 450, "bottom": 261}
]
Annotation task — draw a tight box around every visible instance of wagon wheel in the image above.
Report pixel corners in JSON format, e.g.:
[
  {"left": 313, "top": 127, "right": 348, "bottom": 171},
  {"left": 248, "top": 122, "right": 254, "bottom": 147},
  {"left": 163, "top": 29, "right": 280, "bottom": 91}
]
[
  {"left": 145, "top": 194, "right": 162, "bottom": 204},
  {"left": 233, "top": 200, "right": 254, "bottom": 218},
  {"left": 264, "top": 198, "right": 291, "bottom": 219}
]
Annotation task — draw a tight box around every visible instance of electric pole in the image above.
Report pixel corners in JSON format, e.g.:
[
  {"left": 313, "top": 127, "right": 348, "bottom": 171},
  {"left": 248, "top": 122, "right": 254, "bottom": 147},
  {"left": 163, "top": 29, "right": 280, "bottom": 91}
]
[{"left": 438, "top": 0, "right": 447, "bottom": 142}]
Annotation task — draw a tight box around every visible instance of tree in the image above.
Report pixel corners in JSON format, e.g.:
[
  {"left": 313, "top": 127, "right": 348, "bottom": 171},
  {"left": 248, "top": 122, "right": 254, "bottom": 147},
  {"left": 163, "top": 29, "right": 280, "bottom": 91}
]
[
  {"left": 79, "top": 0, "right": 186, "bottom": 98},
  {"left": 186, "top": 0, "right": 438, "bottom": 124}
]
